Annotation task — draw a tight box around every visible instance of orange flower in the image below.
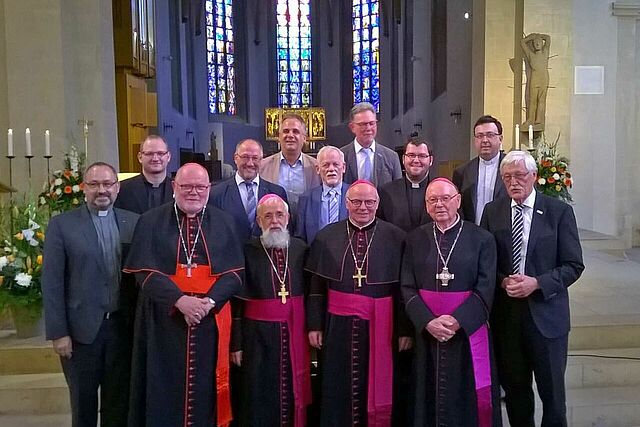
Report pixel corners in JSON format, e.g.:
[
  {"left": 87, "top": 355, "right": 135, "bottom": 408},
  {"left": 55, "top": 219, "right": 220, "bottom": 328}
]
[
  {"left": 79, "top": 182, "right": 85, "bottom": 190},
  {"left": 64, "top": 186, "right": 72, "bottom": 194},
  {"left": 36, "top": 232, "right": 45, "bottom": 241},
  {"left": 37, "top": 255, "right": 43, "bottom": 265},
  {"left": 14, "top": 232, "right": 23, "bottom": 241},
  {"left": 547, "top": 177, "right": 555, "bottom": 184},
  {"left": 63, "top": 170, "right": 72, "bottom": 178},
  {"left": 564, "top": 178, "right": 572, "bottom": 187}
]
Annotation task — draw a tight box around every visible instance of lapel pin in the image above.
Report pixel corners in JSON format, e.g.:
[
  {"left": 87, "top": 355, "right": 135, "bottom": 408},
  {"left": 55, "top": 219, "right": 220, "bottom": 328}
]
[{"left": 536, "top": 209, "right": 543, "bottom": 215}]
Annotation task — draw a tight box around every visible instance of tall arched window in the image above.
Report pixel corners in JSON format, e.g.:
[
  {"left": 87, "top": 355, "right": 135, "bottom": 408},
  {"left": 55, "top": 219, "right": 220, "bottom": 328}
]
[
  {"left": 276, "top": 0, "right": 312, "bottom": 108},
  {"left": 352, "top": 0, "right": 380, "bottom": 111},
  {"left": 205, "top": 0, "right": 237, "bottom": 115}
]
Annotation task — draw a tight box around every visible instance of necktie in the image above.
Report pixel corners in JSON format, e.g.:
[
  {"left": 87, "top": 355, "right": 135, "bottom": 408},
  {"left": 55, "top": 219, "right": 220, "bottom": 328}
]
[
  {"left": 511, "top": 204, "right": 524, "bottom": 274},
  {"left": 361, "top": 148, "right": 372, "bottom": 181},
  {"left": 245, "top": 181, "right": 256, "bottom": 224},
  {"left": 328, "top": 190, "right": 339, "bottom": 224}
]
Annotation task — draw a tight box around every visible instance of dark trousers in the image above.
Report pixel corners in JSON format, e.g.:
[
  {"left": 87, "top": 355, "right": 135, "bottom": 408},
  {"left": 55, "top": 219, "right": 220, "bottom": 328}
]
[
  {"left": 61, "top": 314, "right": 131, "bottom": 427},
  {"left": 493, "top": 299, "right": 568, "bottom": 427}
]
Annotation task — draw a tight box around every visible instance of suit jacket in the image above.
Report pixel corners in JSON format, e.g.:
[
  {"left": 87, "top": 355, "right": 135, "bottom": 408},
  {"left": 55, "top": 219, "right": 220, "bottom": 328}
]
[
  {"left": 115, "top": 174, "right": 174, "bottom": 214},
  {"left": 342, "top": 141, "right": 402, "bottom": 187},
  {"left": 259, "top": 152, "right": 321, "bottom": 192},
  {"left": 42, "top": 206, "right": 139, "bottom": 344},
  {"left": 377, "top": 176, "right": 432, "bottom": 232},
  {"left": 481, "top": 192, "right": 584, "bottom": 338},
  {"left": 294, "top": 182, "right": 349, "bottom": 244},
  {"left": 452, "top": 153, "right": 507, "bottom": 223},
  {"left": 209, "top": 176, "right": 288, "bottom": 242}
]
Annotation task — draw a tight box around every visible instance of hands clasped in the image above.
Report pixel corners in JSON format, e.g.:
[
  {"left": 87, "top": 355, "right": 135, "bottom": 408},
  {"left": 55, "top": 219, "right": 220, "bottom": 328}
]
[
  {"left": 175, "top": 295, "right": 216, "bottom": 326},
  {"left": 426, "top": 315, "right": 460, "bottom": 343}
]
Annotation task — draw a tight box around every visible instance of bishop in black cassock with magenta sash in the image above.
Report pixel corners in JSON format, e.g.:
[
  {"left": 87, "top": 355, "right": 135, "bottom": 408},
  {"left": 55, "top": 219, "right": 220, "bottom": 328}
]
[
  {"left": 401, "top": 178, "right": 502, "bottom": 427},
  {"left": 124, "top": 164, "right": 244, "bottom": 427},
  {"left": 306, "top": 180, "right": 409, "bottom": 427}
]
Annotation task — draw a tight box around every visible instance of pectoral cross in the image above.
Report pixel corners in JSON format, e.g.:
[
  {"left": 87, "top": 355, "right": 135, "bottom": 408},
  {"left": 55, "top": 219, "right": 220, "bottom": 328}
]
[
  {"left": 277, "top": 282, "right": 289, "bottom": 304},
  {"left": 353, "top": 267, "right": 367, "bottom": 288},
  {"left": 181, "top": 262, "right": 197, "bottom": 278},
  {"left": 435, "top": 267, "right": 454, "bottom": 286}
]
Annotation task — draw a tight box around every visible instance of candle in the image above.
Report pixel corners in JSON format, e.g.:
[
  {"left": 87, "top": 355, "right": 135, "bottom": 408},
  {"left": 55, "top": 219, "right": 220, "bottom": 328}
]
[
  {"left": 528, "top": 125, "right": 534, "bottom": 150},
  {"left": 515, "top": 124, "right": 520, "bottom": 150},
  {"left": 25, "top": 128, "right": 32, "bottom": 157},
  {"left": 45, "top": 130, "right": 51, "bottom": 157},
  {"left": 7, "top": 129, "right": 13, "bottom": 157}
]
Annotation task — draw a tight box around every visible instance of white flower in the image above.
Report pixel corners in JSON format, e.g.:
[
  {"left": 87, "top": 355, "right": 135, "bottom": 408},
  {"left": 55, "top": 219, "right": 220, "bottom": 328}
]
[
  {"left": 39, "top": 197, "right": 46, "bottom": 205},
  {"left": 54, "top": 178, "right": 63, "bottom": 186},
  {"left": 72, "top": 185, "right": 80, "bottom": 192},
  {"left": 0, "top": 256, "right": 7, "bottom": 269},
  {"left": 553, "top": 173, "right": 560, "bottom": 180},
  {"left": 15, "top": 273, "right": 32, "bottom": 287},
  {"left": 55, "top": 188, "right": 62, "bottom": 195},
  {"left": 22, "top": 229, "right": 34, "bottom": 242},
  {"left": 28, "top": 220, "right": 40, "bottom": 230},
  {"left": 538, "top": 178, "right": 546, "bottom": 185}
]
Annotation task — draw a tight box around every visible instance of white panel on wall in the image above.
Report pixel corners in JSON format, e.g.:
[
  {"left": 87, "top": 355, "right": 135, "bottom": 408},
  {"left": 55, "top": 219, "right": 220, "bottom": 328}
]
[{"left": 574, "top": 66, "right": 605, "bottom": 95}]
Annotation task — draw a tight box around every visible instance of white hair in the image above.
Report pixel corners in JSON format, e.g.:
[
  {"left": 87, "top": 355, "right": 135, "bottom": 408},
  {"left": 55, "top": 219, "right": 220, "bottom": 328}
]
[{"left": 500, "top": 150, "right": 537, "bottom": 173}]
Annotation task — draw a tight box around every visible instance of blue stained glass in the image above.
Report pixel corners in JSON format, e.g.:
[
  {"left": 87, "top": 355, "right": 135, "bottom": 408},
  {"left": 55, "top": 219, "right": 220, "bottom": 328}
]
[
  {"left": 275, "top": 0, "right": 312, "bottom": 107},
  {"left": 352, "top": 0, "right": 380, "bottom": 112},
  {"left": 206, "top": 0, "right": 237, "bottom": 115}
]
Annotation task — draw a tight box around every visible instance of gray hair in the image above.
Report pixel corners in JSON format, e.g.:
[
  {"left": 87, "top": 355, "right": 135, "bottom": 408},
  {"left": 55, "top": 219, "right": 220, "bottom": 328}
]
[
  {"left": 235, "top": 139, "right": 264, "bottom": 157},
  {"left": 349, "top": 102, "right": 376, "bottom": 121},
  {"left": 500, "top": 150, "right": 538, "bottom": 174},
  {"left": 317, "top": 145, "right": 345, "bottom": 163}
]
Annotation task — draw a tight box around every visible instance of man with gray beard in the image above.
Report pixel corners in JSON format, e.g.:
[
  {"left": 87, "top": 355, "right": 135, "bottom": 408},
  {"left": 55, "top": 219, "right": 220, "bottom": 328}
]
[{"left": 231, "top": 194, "right": 312, "bottom": 427}]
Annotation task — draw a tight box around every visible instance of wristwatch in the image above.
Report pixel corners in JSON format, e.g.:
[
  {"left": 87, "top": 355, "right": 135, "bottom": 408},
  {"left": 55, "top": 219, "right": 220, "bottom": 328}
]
[{"left": 208, "top": 298, "right": 216, "bottom": 307}]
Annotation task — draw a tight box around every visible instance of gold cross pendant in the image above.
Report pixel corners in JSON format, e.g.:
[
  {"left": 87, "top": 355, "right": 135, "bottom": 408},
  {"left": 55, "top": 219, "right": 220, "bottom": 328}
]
[
  {"left": 277, "top": 282, "right": 289, "bottom": 304},
  {"left": 353, "top": 266, "right": 367, "bottom": 288}
]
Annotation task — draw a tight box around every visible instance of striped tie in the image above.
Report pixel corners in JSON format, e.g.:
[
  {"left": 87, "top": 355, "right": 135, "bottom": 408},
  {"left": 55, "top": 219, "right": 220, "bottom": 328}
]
[
  {"left": 328, "top": 190, "right": 339, "bottom": 224},
  {"left": 361, "top": 148, "right": 373, "bottom": 181},
  {"left": 245, "top": 181, "right": 256, "bottom": 224},
  {"left": 511, "top": 204, "right": 524, "bottom": 274}
]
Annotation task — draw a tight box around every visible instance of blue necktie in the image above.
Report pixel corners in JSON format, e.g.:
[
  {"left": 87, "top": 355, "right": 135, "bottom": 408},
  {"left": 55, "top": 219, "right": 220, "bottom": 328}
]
[
  {"left": 361, "top": 148, "right": 372, "bottom": 181},
  {"left": 328, "top": 190, "right": 339, "bottom": 224},
  {"left": 245, "top": 181, "right": 256, "bottom": 224},
  {"left": 512, "top": 204, "right": 524, "bottom": 274}
]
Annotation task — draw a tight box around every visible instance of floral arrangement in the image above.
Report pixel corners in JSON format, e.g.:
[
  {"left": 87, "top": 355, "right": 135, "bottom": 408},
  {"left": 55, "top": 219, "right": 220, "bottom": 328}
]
[
  {"left": 40, "top": 146, "right": 86, "bottom": 213},
  {"left": 535, "top": 134, "right": 573, "bottom": 203},
  {"left": 0, "top": 199, "right": 49, "bottom": 318}
]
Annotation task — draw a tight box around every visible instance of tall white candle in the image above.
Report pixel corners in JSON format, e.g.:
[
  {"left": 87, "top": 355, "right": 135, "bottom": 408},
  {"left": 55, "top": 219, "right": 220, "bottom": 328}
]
[
  {"left": 45, "top": 130, "right": 51, "bottom": 157},
  {"left": 25, "top": 128, "right": 32, "bottom": 157},
  {"left": 528, "top": 125, "right": 534, "bottom": 149},
  {"left": 515, "top": 124, "right": 520, "bottom": 150},
  {"left": 7, "top": 129, "right": 13, "bottom": 157}
]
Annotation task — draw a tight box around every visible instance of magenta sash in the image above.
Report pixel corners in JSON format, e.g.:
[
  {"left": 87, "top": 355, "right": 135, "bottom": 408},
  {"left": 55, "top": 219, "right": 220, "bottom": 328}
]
[
  {"left": 244, "top": 296, "right": 311, "bottom": 427},
  {"left": 327, "top": 289, "right": 393, "bottom": 427},
  {"left": 419, "top": 290, "right": 492, "bottom": 427}
]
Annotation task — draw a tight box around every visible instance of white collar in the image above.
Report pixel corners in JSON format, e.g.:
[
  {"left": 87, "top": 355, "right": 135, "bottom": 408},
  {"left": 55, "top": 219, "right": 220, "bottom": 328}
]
[
  {"left": 511, "top": 190, "right": 537, "bottom": 209},
  {"left": 354, "top": 139, "right": 376, "bottom": 153},
  {"left": 235, "top": 172, "right": 260, "bottom": 187},
  {"left": 435, "top": 214, "right": 461, "bottom": 233},
  {"left": 479, "top": 153, "right": 500, "bottom": 165}
]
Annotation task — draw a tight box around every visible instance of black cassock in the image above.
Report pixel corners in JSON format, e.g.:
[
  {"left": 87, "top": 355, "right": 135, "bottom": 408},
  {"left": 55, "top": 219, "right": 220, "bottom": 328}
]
[
  {"left": 234, "top": 237, "right": 310, "bottom": 427},
  {"left": 401, "top": 219, "right": 502, "bottom": 427},
  {"left": 306, "top": 218, "right": 408, "bottom": 427},
  {"left": 124, "top": 204, "right": 244, "bottom": 427}
]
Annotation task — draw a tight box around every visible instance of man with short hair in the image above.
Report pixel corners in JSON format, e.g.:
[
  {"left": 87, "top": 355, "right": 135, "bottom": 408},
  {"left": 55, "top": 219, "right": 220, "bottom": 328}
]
[
  {"left": 452, "top": 115, "right": 507, "bottom": 224},
  {"left": 124, "top": 163, "right": 244, "bottom": 427},
  {"left": 306, "top": 180, "right": 410, "bottom": 426},
  {"left": 402, "top": 178, "right": 502, "bottom": 426},
  {"left": 260, "top": 113, "right": 321, "bottom": 214},
  {"left": 342, "top": 102, "right": 402, "bottom": 187},
  {"left": 481, "top": 151, "right": 584, "bottom": 427},
  {"left": 42, "top": 162, "right": 139, "bottom": 427},
  {"left": 295, "top": 145, "right": 349, "bottom": 244},
  {"left": 378, "top": 136, "right": 434, "bottom": 231},
  {"left": 231, "top": 194, "right": 311, "bottom": 427},
  {"left": 116, "top": 135, "right": 174, "bottom": 214},
  {"left": 210, "top": 139, "right": 287, "bottom": 242}
]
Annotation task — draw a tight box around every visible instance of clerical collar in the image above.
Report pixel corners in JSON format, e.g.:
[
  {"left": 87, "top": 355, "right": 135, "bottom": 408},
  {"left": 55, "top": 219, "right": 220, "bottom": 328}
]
[
  {"left": 348, "top": 217, "right": 377, "bottom": 231},
  {"left": 405, "top": 173, "right": 429, "bottom": 188},
  {"left": 435, "top": 214, "right": 461, "bottom": 234},
  {"left": 354, "top": 139, "right": 376, "bottom": 153},
  {"left": 142, "top": 173, "right": 167, "bottom": 188},
  {"left": 87, "top": 205, "right": 112, "bottom": 217},
  {"left": 480, "top": 153, "right": 500, "bottom": 165}
]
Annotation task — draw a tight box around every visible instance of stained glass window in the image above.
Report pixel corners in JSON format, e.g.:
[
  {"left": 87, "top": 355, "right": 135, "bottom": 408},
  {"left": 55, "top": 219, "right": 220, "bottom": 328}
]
[
  {"left": 352, "top": 0, "right": 380, "bottom": 111},
  {"left": 276, "top": 0, "right": 312, "bottom": 108},
  {"left": 205, "top": 0, "right": 236, "bottom": 115}
]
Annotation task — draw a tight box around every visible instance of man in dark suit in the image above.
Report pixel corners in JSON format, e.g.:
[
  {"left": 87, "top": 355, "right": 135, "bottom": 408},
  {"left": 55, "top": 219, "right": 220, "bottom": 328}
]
[
  {"left": 342, "top": 102, "right": 402, "bottom": 187},
  {"left": 210, "top": 139, "right": 287, "bottom": 242},
  {"left": 377, "top": 136, "right": 434, "bottom": 232},
  {"left": 295, "top": 145, "right": 349, "bottom": 244},
  {"left": 115, "top": 135, "right": 174, "bottom": 214},
  {"left": 452, "top": 115, "right": 507, "bottom": 224},
  {"left": 481, "top": 151, "right": 584, "bottom": 427},
  {"left": 42, "top": 162, "right": 139, "bottom": 427}
]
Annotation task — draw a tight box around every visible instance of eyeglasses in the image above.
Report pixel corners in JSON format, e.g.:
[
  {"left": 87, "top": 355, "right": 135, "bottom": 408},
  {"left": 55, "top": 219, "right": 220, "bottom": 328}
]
[
  {"left": 404, "top": 153, "right": 431, "bottom": 160},
  {"left": 474, "top": 132, "right": 500, "bottom": 139},
  {"left": 236, "top": 154, "right": 262, "bottom": 163},
  {"left": 352, "top": 121, "right": 378, "bottom": 128},
  {"left": 347, "top": 198, "right": 377, "bottom": 208},
  {"left": 140, "top": 151, "right": 169, "bottom": 158},
  {"left": 501, "top": 172, "right": 531, "bottom": 182},
  {"left": 426, "top": 194, "right": 459, "bottom": 205},
  {"left": 175, "top": 184, "right": 210, "bottom": 194},
  {"left": 85, "top": 181, "right": 118, "bottom": 190}
]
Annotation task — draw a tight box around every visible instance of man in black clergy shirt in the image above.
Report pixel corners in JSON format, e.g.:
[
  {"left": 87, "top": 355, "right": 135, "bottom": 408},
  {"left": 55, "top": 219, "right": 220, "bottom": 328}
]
[
  {"left": 115, "top": 135, "right": 174, "bottom": 214},
  {"left": 306, "top": 179, "right": 411, "bottom": 427},
  {"left": 401, "top": 178, "right": 502, "bottom": 427},
  {"left": 124, "top": 163, "right": 244, "bottom": 427},
  {"left": 231, "top": 194, "right": 311, "bottom": 427}
]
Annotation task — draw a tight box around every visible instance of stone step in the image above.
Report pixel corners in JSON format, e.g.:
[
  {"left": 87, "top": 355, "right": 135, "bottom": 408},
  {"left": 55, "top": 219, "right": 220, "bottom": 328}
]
[
  {"left": 567, "top": 348, "right": 640, "bottom": 388},
  {"left": 0, "top": 345, "right": 61, "bottom": 375},
  {"left": 0, "top": 414, "right": 71, "bottom": 426},
  {"left": 569, "top": 315, "right": 640, "bottom": 350},
  {"left": 0, "top": 373, "right": 69, "bottom": 415}
]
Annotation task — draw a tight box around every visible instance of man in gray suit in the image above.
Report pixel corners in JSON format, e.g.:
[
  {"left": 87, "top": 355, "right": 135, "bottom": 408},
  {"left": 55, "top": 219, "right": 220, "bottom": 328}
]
[
  {"left": 42, "top": 162, "right": 139, "bottom": 427},
  {"left": 342, "top": 102, "right": 402, "bottom": 187}
]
